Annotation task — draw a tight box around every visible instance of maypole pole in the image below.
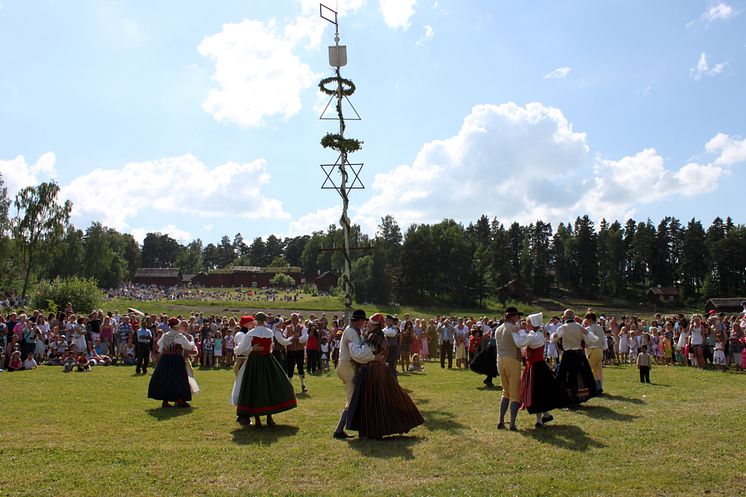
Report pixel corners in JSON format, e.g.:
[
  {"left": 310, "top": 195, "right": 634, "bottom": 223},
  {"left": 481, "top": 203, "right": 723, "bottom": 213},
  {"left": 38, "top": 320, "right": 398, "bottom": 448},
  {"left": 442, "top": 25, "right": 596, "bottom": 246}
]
[{"left": 319, "top": 3, "right": 364, "bottom": 324}]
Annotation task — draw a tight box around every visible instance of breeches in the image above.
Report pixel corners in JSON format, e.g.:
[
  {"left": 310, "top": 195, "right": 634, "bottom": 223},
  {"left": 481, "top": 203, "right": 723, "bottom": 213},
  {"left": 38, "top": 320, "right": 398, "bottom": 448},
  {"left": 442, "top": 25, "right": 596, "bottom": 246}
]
[{"left": 498, "top": 356, "right": 521, "bottom": 402}]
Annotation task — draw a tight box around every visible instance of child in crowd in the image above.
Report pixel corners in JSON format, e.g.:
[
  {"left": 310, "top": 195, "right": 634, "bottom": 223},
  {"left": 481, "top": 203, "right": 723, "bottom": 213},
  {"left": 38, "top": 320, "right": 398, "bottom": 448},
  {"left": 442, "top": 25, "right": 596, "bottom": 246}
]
[
  {"left": 22, "top": 352, "right": 37, "bottom": 370},
  {"left": 637, "top": 344, "right": 652, "bottom": 383},
  {"left": 8, "top": 350, "right": 22, "bottom": 371},
  {"left": 213, "top": 332, "right": 223, "bottom": 368},
  {"left": 712, "top": 334, "right": 726, "bottom": 372},
  {"left": 468, "top": 327, "right": 481, "bottom": 365},
  {"left": 628, "top": 330, "right": 639, "bottom": 364},
  {"left": 63, "top": 352, "right": 76, "bottom": 372},
  {"left": 320, "top": 337, "right": 330, "bottom": 372},
  {"left": 224, "top": 331, "right": 234, "bottom": 367},
  {"left": 661, "top": 333, "right": 673, "bottom": 366},
  {"left": 202, "top": 335, "right": 214, "bottom": 368},
  {"left": 410, "top": 353, "right": 423, "bottom": 372},
  {"left": 332, "top": 332, "right": 341, "bottom": 369},
  {"left": 76, "top": 352, "right": 91, "bottom": 372},
  {"left": 124, "top": 344, "right": 136, "bottom": 365}
]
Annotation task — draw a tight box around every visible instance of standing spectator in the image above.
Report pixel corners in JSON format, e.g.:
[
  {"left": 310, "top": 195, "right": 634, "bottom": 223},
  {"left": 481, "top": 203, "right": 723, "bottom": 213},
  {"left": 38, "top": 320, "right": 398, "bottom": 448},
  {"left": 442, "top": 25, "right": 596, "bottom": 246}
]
[
  {"left": 637, "top": 345, "right": 652, "bottom": 383},
  {"left": 117, "top": 318, "right": 133, "bottom": 361},
  {"left": 306, "top": 323, "right": 321, "bottom": 374},
  {"left": 135, "top": 320, "right": 153, "bottom": 375},
  {"left": 400, "top": 321, "right": 414, "bottom": 372},
  {"left": 437, "top": 317, "right": 454, "bottom": 369},
  {"left": 213, "top": 331, "right": 224, "bottom": 368},
  {"left": 728, "top": 324, "right": 743, "bottom": 371}
]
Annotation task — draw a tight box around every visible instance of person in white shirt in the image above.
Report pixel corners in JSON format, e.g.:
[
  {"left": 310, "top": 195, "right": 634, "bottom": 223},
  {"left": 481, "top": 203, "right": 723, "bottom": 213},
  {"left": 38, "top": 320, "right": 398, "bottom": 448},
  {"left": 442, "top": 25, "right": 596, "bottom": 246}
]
[
  {"left": 23, "top": 353, "right": 38, "bottom": 370},
  {"left": 284, "top": 313, "right": 309, "bottom": 393},
  {"left": 383, "top": 314, "right": 400, "bottom": 379},
  {"left": 584, "top": 312, "right": 607, "bottom": 395},
  {"left": 333, "top": 309, "right": 375, "bottom": 439},
  {"left": 147, "top": 317, "right": 196, "bottom": 408},
  {"left": 552, "top": 309, "right": 599, "bottom": 407}
]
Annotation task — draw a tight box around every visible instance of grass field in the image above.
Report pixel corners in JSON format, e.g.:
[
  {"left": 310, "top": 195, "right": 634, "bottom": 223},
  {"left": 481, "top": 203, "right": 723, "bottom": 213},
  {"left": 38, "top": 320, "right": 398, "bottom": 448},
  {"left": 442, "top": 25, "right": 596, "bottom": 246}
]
[
  {"left": 1, "top": 362, "right": 744, "bottom": 497},
  {"left": 104, "top": 295, "right": 693, "bottom": 322}
]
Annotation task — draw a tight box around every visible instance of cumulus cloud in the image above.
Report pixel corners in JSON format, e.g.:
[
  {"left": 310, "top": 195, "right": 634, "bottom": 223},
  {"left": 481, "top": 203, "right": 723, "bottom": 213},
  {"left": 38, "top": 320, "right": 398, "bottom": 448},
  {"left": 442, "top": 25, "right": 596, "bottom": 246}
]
[
  {"left": 543, "top": 67, "right": 572, "bottom": 80},
  {"left": 353, "top": 102, "right": 732, "bottom": 229},
  {"left": 416, "top": 24, "right": 434, "bottom": 46},
  {"left": 690, "top": 52, "right": 727, "bottom": 80},
  {"left": 379, "top": 0, "right": 416, "bottom": 30},
  {"left": 199, "top": 19, "right": 322, "bottom": 127},
  {"left": 706, "top": 133, "right": 746, "bottom": 165},
  {"left": 0, "top": 152, "right": 57, "bottom": 198},
  {"left": 60, "top": 154, "right": 289, "bottom": 233},
  {"left": 130, "top": 225, "right": 193, "bottom": 244}
]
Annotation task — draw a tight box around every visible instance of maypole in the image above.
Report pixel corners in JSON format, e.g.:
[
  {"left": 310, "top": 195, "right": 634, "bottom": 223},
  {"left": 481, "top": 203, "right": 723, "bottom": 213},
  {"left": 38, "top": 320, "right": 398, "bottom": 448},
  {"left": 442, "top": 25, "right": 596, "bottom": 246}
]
[{"left": 319, "top": 3, "right": 364, "bottom": 324}]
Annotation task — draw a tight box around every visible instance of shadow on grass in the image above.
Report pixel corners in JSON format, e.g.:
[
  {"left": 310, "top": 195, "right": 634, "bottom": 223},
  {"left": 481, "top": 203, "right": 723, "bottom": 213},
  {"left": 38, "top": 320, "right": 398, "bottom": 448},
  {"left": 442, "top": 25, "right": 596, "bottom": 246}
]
[
  {"left": 231, "top": 425, "right": 300, "bottom": 445},
  {"left": 348, "top": 435, "right": 420, "bottom": 460},
  {"left": 601, "top": 393, "right": 646, "bottom": 404},
  {"left": 520, "top": 424, "right": 607, "bottom": 451},
  {"left": 146, "top": 407, "right": 194, "bottom": 420},
  {"left": 573, "top": 404, "right": 640, "bottom": 421},
  {"left": 421, "top": 408, "right": 469, "bottom": 433}
]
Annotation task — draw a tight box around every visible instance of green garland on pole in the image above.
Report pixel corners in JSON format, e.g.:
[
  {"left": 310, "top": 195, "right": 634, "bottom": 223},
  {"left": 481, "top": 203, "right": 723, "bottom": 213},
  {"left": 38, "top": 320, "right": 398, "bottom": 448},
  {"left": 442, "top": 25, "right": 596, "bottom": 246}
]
[
  {"left": 321, "top": 133, "right": 363, "bottom": 154},
  {"left": 319, "top": 76, "right": 356, "bottom": 96}
]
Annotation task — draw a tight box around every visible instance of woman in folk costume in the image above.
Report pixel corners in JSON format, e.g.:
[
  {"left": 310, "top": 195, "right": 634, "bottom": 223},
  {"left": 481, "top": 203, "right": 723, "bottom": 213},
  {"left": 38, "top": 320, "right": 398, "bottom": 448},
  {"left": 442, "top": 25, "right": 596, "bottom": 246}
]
[
  {"left": 231, "top": 312, "right": 296, "bottom": 428},
  {"left": 520, "top": 313, "right": 568, "bottom": 428},
  {"left": 346, "top": 313, "right": 424, "bottom": 439},
  {"left": 551, "top": 309, "right": 599, "bottom": 407},
  {"left": 148, "top": 317, "right": 197, "bottom": 408},
  {"left": 469, "top": 325, "right": 498, "bottom": 387}
]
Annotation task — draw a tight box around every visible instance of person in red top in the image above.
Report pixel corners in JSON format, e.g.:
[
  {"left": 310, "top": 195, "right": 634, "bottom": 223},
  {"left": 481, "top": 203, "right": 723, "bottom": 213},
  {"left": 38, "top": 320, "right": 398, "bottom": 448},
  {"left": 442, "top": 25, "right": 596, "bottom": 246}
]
[{"left": 306, "top": 323, "right": 321, "bottom": 374}]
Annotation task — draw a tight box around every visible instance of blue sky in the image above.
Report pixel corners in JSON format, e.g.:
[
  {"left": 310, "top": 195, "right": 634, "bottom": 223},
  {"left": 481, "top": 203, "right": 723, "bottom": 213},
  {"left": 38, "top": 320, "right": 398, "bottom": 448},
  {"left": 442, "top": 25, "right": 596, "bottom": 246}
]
[{"left": 1, "top": 0, "right": 744, "bottom": 244}]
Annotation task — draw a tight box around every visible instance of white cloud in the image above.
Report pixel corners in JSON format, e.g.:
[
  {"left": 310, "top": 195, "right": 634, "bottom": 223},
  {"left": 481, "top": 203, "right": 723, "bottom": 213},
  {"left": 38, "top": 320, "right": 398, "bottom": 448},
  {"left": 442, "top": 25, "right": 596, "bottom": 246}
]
[
  {"left": 130, "top": 225, "right": 192, "bottom": 244},
  {"left": 353, "top": 102, "right": 730, "bottom": 230},
  {"left": 706, "top": 133, "right": 746, "bottom": 165},
  {"left": 60, "top": 154, "right": 289, "bottom": 234},
  {"left": 690, "top": 52, "right": 727, "bottom": 80},
  {"left": 688, "top": 2, "right": 739, "bottom": 27},
  {"left": 287, "top": 206, "right": 342, "bottom": 236},
  {"left": 703, "top": 2, "right": 738, "bottom": 22},
  {"left": 199, "top": 19, "right": 322, "bottom": 127},
  {"left": 379, "top": 0, "right": 416, "bottom": 30},
  {"left": 543, "top": 66, "right": 572, "bottom": 80},
  {"left": 0, "top": 152, "right": 57, "bottom": 197},
  {"left": 416, "top": 24, "right": 434, "bottom": 46}
]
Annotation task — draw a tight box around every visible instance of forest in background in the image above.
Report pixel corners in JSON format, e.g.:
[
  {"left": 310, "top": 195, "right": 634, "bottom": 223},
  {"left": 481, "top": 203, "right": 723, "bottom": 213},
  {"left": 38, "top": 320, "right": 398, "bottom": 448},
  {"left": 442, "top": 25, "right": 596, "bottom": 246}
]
[{"left": 1, "top": 176, "right": 745, "bottom": 307}]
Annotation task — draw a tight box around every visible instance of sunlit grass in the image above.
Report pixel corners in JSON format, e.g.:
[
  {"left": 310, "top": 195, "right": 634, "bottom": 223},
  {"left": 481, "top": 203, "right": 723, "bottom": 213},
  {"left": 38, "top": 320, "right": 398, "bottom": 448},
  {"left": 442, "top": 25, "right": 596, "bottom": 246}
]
[{"left": 1, "top": 361, "right": 744, "bottom": 496}]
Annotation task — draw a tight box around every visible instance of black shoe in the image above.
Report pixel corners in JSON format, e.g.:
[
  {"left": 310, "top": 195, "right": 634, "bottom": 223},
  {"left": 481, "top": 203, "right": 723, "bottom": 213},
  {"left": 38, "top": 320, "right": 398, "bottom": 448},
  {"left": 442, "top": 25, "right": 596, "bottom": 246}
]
[
  {"left": 509, "top": 425, "right": 518, "bottom": 432},
  {"left": 541, "top": 414, "right": 554, "bottom": 424},
  {"left": 237, "top": 416, "right": 250, "bottom": 426},
  {"left": 534, "top": 422, "right": 544, "bottom": 429},
  {"left": 497, "top": 423, "right": 506, "bottom": 430},
  {"left": 333, "top": 431, "right": 353, "bottom": 439}
]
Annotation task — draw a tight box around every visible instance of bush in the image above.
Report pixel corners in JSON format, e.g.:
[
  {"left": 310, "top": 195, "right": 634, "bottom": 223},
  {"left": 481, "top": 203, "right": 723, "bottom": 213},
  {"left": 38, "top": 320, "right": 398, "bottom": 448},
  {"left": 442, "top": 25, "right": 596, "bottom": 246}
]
[
  {"left": 32, "top": 277, "right": 102, "bottom": 314},
  {"left": 270, "top": 273, "right": 295, "bottom": 288}
]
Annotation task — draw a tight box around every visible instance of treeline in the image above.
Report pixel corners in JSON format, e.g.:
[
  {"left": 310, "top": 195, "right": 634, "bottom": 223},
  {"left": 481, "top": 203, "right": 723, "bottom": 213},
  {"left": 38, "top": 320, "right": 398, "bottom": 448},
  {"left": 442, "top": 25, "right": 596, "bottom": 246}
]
[{"left": 1, "top": 177, "right": 745, "bottom": 305}]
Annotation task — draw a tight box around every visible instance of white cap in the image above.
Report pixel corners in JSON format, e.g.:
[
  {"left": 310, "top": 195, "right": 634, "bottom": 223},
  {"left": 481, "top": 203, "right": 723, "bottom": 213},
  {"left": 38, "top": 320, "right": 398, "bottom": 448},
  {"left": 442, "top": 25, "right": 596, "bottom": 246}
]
[{"left": 528, "top": 312, "right": 543, "bottom": 328}]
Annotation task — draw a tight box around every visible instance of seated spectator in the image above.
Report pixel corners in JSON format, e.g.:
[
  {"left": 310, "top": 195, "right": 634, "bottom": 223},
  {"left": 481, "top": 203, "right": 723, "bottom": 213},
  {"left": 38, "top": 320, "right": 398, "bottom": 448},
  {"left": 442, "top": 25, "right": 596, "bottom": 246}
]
[
  {"left": 76, "top": 352, "right": 91, "bottom": 372},
  {"left": 8, "top": 350, "right": 22, "bottom": 371},
  {"left": 63, "top": 352, "right": 75, "bottom": 372},
  {"left": 23, "top": 352, "right": 37, "bottom": 370},
  {"left": 123, "top": 343, "right": 136, "bottom": 365}
]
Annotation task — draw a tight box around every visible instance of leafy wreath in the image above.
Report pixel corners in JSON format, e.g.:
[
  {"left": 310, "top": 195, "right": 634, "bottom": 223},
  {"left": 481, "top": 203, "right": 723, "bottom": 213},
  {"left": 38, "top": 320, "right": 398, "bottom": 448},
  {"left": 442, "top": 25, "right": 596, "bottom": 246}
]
[
  {"left": 321, "top": 133, "right": 363, "bottom": 154},
  {"left": 319, "top": 76, "right": 356, "bottom": 96}
]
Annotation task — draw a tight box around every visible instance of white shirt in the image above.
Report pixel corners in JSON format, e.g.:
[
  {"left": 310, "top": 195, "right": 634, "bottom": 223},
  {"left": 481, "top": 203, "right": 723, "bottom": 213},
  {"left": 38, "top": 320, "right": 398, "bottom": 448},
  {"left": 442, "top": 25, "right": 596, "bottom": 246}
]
[
  {"left": 234, "top": 325, "right": 291, "bottom": 356},
  {"left": 585, "top": 324, "right": 607, "bottom": 350},
  {"left": 338, "top": 326, "right": 375, "bottom": 365},
  {"left": 383, "top": 325, "right": 399, "bottom": 338}
]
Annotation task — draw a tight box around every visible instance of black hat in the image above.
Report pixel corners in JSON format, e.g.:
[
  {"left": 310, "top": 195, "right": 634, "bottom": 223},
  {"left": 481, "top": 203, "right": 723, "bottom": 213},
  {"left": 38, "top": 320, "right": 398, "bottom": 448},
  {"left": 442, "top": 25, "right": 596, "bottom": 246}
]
[
  {"left": 504, "top": 306, "right": 523, "bottom": 317},
  {"left": 351, "top": 309, "right": 367, "bottom": 321},
  {"left": 385, "top": 314, "right": 395, "bottom": 321}
]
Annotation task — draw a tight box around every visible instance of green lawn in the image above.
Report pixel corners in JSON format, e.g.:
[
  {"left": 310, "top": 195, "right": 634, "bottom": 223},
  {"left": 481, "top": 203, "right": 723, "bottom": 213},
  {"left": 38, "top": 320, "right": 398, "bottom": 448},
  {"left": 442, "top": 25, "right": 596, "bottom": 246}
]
[
  {"left": 104, "top": 295, "right": 690, "bottom": 322},
  {"left": 1, "top": 362, "right": 744, "bottom": 496}
]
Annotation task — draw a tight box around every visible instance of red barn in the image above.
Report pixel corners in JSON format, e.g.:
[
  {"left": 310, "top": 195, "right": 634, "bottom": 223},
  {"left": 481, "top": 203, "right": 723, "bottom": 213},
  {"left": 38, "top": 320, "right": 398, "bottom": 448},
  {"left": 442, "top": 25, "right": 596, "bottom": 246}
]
[{"left": 196, "top": 266, "right": 302, "bottom": 288}]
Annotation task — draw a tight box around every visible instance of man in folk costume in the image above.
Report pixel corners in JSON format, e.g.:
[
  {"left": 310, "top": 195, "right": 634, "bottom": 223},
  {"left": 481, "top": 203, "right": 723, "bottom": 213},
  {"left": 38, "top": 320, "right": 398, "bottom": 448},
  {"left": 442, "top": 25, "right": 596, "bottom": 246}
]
[
  {"left": 232, "top": 312, "right": 296, "bottom": 428},
  {"left": 584, "top": 311, "right": 607, "bottom": 395},
  {"left": 494, "top": 307, "right": 536, "bottom": 431},
  {"left": 148, "top": 317, "right": 197, "bottom": 408},
  {"left": 520, "top": 313, "right": 568, "bottom": 428},
  {"left": 382, "top": 314, "right": 400, "bottom": 380},
  {"left": 283, "top": 313, "right": 308, "bottom": 393},
  {"left": 552, "top": 309, "right": 599, "bottom": 407},
  {"left": 333, "top": 309, "right": 375, "bottom": 439}
]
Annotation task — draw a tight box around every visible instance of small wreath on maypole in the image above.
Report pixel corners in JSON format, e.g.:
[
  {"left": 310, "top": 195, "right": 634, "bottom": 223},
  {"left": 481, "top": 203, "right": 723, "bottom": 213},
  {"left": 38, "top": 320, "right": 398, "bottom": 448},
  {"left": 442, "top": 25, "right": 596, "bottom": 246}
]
[
  {"left": 319, "top": 76, "right": 356, "bottom": 96},
  {"left": 321, "top": 133, "right": 363, "bottom": 154}
]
